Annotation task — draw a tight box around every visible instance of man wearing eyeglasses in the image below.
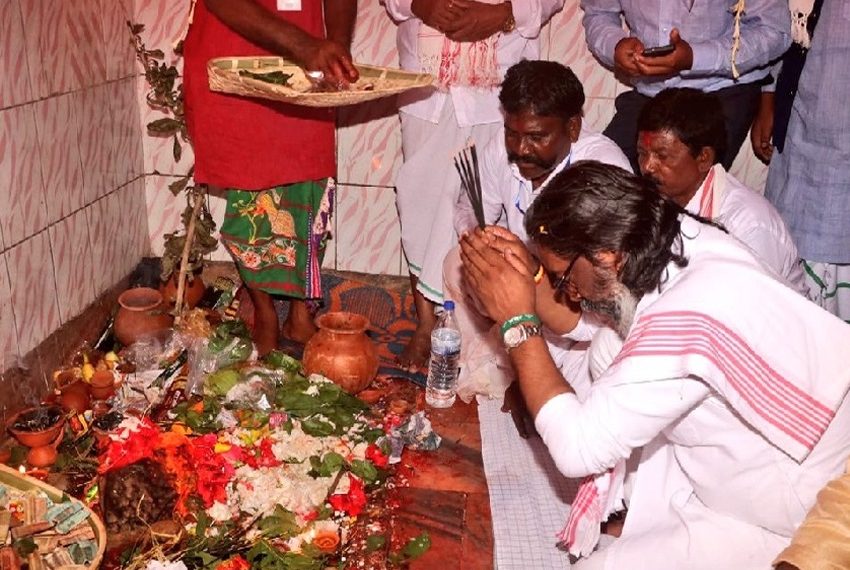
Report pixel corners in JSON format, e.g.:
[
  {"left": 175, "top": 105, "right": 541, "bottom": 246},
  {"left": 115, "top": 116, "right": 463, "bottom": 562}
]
[
  {"left": 459, "top": 161, "right": 850, "bottom": 569},
  {"left": 442, "top": 60, "right": 630, "bottom": 403}
]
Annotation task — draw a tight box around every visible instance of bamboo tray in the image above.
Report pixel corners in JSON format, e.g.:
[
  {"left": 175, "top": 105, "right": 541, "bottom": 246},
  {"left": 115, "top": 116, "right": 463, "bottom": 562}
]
[
  {"left": 208, "top": 56, "right": 433, "bottom": 107},
  {"left": 0, "top": 463, "right": 107, "bottom": 568}
]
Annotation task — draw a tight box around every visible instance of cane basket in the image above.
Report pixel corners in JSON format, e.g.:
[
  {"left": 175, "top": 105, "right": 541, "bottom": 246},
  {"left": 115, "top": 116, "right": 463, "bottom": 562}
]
[
  {"left": 0, "top": 462, "right": 107, "bottom": 568},
  {"left": 208, "top": 56, "right": 433, "bottom": 107}
]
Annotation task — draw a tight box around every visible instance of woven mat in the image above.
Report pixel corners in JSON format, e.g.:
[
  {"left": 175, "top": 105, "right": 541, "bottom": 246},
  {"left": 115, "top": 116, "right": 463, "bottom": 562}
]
[{"left": 478, "top": 396, "right": 578, "bottom": 569}]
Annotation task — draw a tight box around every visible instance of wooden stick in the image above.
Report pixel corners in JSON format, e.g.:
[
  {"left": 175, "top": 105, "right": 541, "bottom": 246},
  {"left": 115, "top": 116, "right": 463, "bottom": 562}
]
[{"left": 173, "top": 188, "right": 204, "bottom": 323}]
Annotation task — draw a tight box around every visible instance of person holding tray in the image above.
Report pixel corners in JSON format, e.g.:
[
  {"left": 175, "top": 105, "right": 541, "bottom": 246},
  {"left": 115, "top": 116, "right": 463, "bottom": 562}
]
[
  {"left": 381, "top": 0, "right": 565, "bottom": 369},
  {"left": 183, "top": 0, "right": 358, "bottom": 354}
]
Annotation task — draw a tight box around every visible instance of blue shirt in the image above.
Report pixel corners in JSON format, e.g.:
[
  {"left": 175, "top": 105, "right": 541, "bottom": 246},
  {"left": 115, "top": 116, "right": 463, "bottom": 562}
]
[
  {"left": 765, "top": 1, "right": 850, "bottom": 263},
  {"left": 581, "top": 0, "right": 791, "bottom": 96}
]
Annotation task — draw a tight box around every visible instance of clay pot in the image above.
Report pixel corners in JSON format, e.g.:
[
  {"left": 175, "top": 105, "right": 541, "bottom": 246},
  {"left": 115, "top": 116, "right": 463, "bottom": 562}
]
[
  {"left": 160, "top": 273, "right": 206, "bottom": 309},
  {"left": 7, "top": 406, "right": 66, "bottom": 468},
  {"left": 302, "top": 312, "right": 378, "bottom": 394},
  {"left": 59, "top": 381, "right": 91, "bottom": 413},
  {"left": 90, "top": 370, "right": 116, "bottom": 400},
  {"left": 114, "top": 287, "right": 174, "bottom": 346}
]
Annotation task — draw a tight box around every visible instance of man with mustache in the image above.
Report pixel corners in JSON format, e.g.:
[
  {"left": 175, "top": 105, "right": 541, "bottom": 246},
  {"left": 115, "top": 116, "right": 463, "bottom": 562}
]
[
  {"left": 637, "top": 87, "right": 806, "bottom": 293},
  {"left": 460, "top": 161, "right": 850, "bottom": 568},
  {"left": 444, "top": 59, "right": 631, "bottom": 402}
]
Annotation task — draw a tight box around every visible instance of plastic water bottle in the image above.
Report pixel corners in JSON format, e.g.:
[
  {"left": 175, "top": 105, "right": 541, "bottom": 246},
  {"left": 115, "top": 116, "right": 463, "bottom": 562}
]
[{"left": 426, "top": 300, "right": 461, "bottom": 408}]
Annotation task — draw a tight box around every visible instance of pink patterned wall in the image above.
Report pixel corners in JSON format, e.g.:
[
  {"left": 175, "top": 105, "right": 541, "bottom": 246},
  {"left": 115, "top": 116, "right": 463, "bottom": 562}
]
[
  {"left": 0, "top": 0, "right": 147, "bottom": 370},
  {"left": 136, "top": 0, "right": 767, "bottom": 279}
]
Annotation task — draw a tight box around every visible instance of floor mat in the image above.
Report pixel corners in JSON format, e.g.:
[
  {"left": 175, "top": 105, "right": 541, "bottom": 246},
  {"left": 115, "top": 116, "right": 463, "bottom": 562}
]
[{"left": 270, "top": 273, "right": 428, "bottom": 387}]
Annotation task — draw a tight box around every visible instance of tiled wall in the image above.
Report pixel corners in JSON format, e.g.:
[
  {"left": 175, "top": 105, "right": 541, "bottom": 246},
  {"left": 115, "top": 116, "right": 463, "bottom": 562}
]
[
  {"left": 138, "top": 1, "right": 767, "bottom": 278},
  {"left": 0, "top": 0, "right": 148, "bottom": 372}
]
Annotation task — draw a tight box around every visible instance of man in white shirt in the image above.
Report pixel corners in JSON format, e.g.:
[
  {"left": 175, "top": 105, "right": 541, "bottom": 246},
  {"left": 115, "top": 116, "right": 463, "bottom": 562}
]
[
  {"left": 637, "top": 87, "right": 807, "bottom": 293},
  {"left": 443, "top": 60, "right": 631, "bottom": 402},
  {"left": 459, "top": 161, "right": 850, "bottom": 569},
  {"left": 381, "top": 0, "right": 564, "bottom": 368},
  {"left": 556, "top": 87, "right": 811, "bottom": 404}
]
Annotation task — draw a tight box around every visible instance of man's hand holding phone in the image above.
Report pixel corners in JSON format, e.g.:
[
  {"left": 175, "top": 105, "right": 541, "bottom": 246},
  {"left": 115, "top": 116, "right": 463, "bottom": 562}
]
[{"left": 633, "top": 28, "right": 693, "bottom": 77}]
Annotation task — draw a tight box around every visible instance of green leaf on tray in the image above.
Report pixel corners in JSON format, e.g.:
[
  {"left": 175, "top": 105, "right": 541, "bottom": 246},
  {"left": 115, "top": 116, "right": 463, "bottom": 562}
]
[
  {"left": 238, "top": 70, "right": 293, "bottom": 86},
  {"left": 258, "top": 505, "right": 300, "bottom": 539},
  {"left": 247, "top": 540, "right": 323, "bottom": 570}
]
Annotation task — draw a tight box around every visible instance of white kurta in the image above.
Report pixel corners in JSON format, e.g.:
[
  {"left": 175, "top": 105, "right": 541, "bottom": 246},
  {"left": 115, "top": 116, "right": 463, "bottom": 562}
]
[
  {"left": 535, "top": 218, "right": 850, "bottom": 569},
  {"left": 687, "top": 165, "right": 807, "bottom": 294},
  {"left": 384, "top": 0, "right": 565, "bottom": 302},
  {"left": 444, "top": 128, "right": 631, "bottom": 400}
]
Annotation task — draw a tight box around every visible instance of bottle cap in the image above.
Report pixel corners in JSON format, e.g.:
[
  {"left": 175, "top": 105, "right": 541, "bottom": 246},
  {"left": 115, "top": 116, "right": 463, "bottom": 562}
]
[{"left": 443, "top": 300, "right": 455, "bottom": 311}]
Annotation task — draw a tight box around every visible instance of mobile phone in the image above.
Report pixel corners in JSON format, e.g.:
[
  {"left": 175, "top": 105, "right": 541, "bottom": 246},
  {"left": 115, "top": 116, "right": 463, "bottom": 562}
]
[{"left": 642, "top": 44, "right": 675, "bottom": 58}]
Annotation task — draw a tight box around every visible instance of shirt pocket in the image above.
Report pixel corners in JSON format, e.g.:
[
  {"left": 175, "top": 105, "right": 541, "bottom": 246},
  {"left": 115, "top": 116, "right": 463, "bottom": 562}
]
[{"left": 681, "top": 1, "right": 731, "bottom": 44}]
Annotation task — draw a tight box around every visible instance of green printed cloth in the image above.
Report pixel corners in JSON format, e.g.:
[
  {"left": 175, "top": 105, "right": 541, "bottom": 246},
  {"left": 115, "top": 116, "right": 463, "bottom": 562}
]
[{"left": 220, "top": 179, "right": 334, "bottom": 299}]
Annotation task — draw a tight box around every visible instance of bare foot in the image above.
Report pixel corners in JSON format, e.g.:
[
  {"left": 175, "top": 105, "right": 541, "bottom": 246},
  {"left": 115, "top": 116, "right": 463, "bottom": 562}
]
[
  {"left": 397, "top": 276, "right": 437, "bottom": 369},
  {"left": 247, "top": 287, "right": 279, "bottom": 357},
  {"left": 396, "top": 324, "right": 432, "bottom": 370},
  {"left": 281, "top": 299, "right": 317, "bottom": 344}
]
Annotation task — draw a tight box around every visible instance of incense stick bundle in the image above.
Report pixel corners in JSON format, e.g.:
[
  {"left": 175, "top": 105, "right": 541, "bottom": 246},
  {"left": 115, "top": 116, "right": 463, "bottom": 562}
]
[{"left": 454, "top": 144, "right": 486, "bottom": 229}]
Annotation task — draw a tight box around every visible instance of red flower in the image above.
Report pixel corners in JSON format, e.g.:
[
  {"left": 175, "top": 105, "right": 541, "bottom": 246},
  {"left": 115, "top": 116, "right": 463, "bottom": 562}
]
[
  {"left": 188, "top": 434, "right": 235, "bottom": 507},
  {"left": 329, "top": 475, "right": 367, "bottom": 517},
  {"left": 216, "top": 555, "right": 250, "bottom": 570},
  {"left": 365, "top": 444, "right": 388, "bottom": 468},
  {"left": 98, "top": 418, "right": 161, "bottom": 473}
]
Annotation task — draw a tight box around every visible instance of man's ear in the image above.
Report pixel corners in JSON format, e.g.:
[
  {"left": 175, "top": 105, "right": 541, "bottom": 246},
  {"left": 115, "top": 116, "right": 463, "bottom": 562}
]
[
  {"left": 568, "top": 115, "right": 582, "bottom": 142},
  {"left": 697, "top": 146, "right": 715, "bottom": 173}
]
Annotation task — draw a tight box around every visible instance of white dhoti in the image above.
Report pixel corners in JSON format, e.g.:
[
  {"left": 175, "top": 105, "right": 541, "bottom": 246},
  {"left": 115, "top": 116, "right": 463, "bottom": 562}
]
[{"left": 396, "top": 100, "right": 501, "bottom": 303}]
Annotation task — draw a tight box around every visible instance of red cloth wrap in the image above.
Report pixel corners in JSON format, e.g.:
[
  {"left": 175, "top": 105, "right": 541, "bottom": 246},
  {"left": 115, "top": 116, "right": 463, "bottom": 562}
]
[{"left": 183, "top": 0, "right": 335, "bottom": 190}]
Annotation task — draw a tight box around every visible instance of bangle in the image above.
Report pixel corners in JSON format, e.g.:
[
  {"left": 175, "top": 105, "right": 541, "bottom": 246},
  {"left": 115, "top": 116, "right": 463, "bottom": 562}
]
[
  {"left": 533, "top": 263, "right": 545, "bottom": 284},
  {"left": 500, "top": 313, "right": 541, "bottom": 338}
]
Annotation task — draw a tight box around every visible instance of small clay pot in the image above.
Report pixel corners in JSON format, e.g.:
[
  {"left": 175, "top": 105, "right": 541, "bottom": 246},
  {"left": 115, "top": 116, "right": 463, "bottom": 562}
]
[
  {"left": 90, "top": 370, "right": 116, "bottom": 400},
  {"left": 59, "top": 381, "right": 91, "bottom": 413},
  {"left": 302, "top": 312, "right": 378, "bottom": 394},
  {"left": 160, "top": 273, "right": 206, "bottom": 309},
  {"left": 7, "top": 406, "right": 66, "bottom": 468},
  {"left": 114, "top": 287, "right": 174, "bottom": 346}
]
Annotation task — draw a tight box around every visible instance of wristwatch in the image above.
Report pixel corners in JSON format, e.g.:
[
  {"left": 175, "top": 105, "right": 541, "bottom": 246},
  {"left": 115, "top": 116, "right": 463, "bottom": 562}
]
[
  {"left": 502, "top": 2, "right": 516, "bottom": 33},
  {"left": 503, "top": 323, "right": 542, "bottom": 351}
]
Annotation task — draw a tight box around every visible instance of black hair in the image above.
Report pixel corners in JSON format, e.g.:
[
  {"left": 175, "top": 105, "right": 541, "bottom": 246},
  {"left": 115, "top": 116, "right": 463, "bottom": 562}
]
[
  {"left": 525, "top": 160, "right": 690, "bottom": 297},
  {"left": 499, "top": 60, "right": 585, "bottom": 121},
  {"left": 637, "top": 87, "right": 727, "bottom": 162}
]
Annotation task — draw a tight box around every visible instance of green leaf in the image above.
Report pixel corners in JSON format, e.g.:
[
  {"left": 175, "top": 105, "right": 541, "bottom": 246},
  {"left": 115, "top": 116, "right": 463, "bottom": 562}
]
[
  {"left": 300, "top": 417, "right": 335, "bottom": 437},
  {"left": 365, "top": 534, "right": 386, "bottom": 552},
  {"left": 308, "top": 452, "right": 344, "bottom": 477},
  {"left": 13, "top": 537, "right": 37, "bottom": 557},
  {"left": 401, "top": 531, "right": 431, "bottom": 560},
  {"left": 238, "top": 70, "right": 293, "bottom": 85},
  {"left": 206, "top": 368, "right": 240, "bottom": 397},
  {"left": 147, "top": 117, "right": 182, "bottom": 136},
  {"left": 350, "top": 459, "right": 378, "bottom": 484},
  {"left": 258, "top": 505, "right": 300, "bottom": 539},
  {"left": 172, "top": 135, "right": 182, "bottom": 162},
  {"left": 263, "top": 350, "right": 302, "bottom": 373},
  {"left": 247, "top": 540, "right": 323, "bottom": 570},
  {"left": 168, "top": 176, "right": 189, "bottom": 196}
]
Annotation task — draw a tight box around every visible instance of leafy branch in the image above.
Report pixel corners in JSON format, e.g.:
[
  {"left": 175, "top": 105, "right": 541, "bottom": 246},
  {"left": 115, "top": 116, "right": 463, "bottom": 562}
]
[{"left": 129, "top": 21, "right": 219, "bottom": 310}]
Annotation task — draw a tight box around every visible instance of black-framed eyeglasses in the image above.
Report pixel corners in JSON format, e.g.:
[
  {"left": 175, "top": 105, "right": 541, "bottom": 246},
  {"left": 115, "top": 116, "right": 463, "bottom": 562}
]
[{"left": 550, "top": 255, "right": 579, "bottom": 292}]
